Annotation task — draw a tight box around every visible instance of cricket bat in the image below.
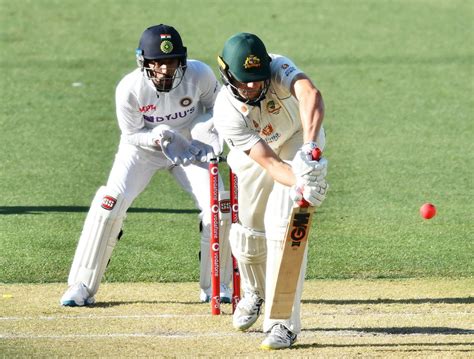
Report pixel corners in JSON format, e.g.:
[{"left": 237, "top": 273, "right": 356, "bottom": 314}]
[{"left": 267, "top": 148, "right": 321, "bottom": 319}]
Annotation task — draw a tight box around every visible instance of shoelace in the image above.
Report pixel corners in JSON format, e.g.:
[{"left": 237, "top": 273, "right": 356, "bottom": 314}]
[
  {"left": 272, "top": 325, "right": 292, "bottom": 342},
  {"left": 240, "top": 295, "right": 263, "bottom": 313}
]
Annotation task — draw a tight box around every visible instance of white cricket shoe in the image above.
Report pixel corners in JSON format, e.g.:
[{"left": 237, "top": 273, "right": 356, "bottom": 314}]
[
  {"left": 260, "top": 324, "right": 297, "bottom": 350},
  {"left": 60, "top": 282, "right": 95, "bottom": 307},
  {"left": 232, "top": 292, "right": 264, "bottom": 330},
  {"left": 200, "top": 284, "right": 232, "bottom": 303},
  {"left": 200, "top": 287, "right": 211, "bottom": 303}
]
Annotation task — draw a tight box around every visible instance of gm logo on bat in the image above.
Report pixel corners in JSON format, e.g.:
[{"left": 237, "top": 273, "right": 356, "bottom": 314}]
[{"left": 290, "top": 212, "right": 310, "bottom": 247}]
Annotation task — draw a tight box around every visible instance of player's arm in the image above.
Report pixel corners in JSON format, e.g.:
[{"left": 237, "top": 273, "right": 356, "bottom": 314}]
[
  {"left": 290, "top": 73, "right": 324, "bottom": 143},
  {"left": 246, "top": 140, "right": 296, "bottom": 187}
]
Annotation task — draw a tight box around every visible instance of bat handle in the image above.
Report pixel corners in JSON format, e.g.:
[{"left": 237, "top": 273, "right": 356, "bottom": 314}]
[{"left": 297, "top": 147, "right": 322, "bottom": 208}]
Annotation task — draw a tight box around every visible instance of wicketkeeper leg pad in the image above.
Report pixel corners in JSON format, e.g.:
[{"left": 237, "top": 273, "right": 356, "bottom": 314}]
[
  {"left": 67, "top": 186, "right": 128, "bottom": 296},
  {"left": 229, "top": 222, "right": 267, "bottom": 299},
  {"left": 200, "top": 191, "right": 233, "bottom": 289}
]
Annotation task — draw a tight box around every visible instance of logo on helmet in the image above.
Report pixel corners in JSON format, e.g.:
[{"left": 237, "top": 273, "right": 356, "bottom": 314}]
[
  {"left": 160, "top": 40, "right": 173, "bottom": 54},
  {"left": 243, "top": 55, "right": 261, "bottom": 69}
]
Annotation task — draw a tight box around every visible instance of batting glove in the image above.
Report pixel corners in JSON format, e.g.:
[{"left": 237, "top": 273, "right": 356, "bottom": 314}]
[
  {"left": 292, "top": 150, "right": 328, "bottom": 183},
  {"left": 290, "top": 177, "right": 329, "bottom": 207}
]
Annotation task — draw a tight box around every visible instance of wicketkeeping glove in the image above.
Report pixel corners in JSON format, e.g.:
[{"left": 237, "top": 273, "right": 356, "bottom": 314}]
[
  {"left": 151, "top": 126, "right": 199, "bottom": 166},
  {"left": 190, "top": 113, "right": 224, "bottom": 157},
  {"left": 191, "top": 140, "right": 216, "bottom": 163}
]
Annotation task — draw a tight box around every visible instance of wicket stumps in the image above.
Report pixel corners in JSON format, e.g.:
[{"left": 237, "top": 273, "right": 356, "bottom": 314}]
[{"left": 209, "top": 157, "right": 241, "bottom": 315}]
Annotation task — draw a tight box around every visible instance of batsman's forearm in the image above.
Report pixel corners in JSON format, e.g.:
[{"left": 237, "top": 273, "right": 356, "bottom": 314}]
[
  {"left": 300, "top": 90, "right": 324, "bottom": 143},
  {"left": 266, "top": 161, "right": 296, "bottom": 187},
  {"left": 247, "top": 140, "right": 296, "bottom": 187}
]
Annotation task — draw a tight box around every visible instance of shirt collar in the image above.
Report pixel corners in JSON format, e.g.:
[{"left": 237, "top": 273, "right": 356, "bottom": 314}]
[{"left": 224, "top": 87, "right": 251, "bottom": 116}]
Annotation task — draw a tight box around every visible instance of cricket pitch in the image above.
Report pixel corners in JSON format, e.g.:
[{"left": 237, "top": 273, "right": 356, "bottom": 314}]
[{"left": 1, "top": 278, "right": 473, "bottom": 358}]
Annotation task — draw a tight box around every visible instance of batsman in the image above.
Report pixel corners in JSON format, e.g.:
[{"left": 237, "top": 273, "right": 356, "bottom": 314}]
[{"left": 213, "top": 33, "right": 329, "bottom": 350}]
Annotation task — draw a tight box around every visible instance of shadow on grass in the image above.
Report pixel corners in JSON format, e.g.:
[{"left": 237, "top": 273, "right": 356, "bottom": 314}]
[
  {"left": 296, "top": 341, "right": 474, "bottom": 350},
  {"left": 303, "top": 297, "right": 474, "bottom": 305},
  {"left": 304, "top": 327, "right": 474, "bottom": 335},
  {"left": 0, "top": 206, "right": 199, "bottom": 215},
  {"left": 89, "top": 300, "right": 217, "bottom": 307}
]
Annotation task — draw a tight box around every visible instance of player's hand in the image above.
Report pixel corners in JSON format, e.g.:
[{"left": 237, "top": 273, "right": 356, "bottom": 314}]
[
  {"left": 152, "top": 127, "right": 199, "bottom": 166},
  {"left": 290, "top": 177, "right": 329, "bottom": 207},
  {"left": 300, "top": 141, "right": 320, "bottom": 161},
  {"left": 190, "top": 114, "right": 224, "bottom": 156},
  {"left": 190, "top": 140, "right": 216, "bottom": 162},
  {"left": 292, "top": 150, "right": 328, "bottom": 183}
]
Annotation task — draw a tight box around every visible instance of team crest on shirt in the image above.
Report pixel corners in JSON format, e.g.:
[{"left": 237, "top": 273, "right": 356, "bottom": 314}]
[
  {"left": 243, "top": 55, "right": 261, "bottom": 69},
  {"left": 261, "top": 123, "right": 274, "bottom": 136},
  {"left": 180, "top": 97, "right": 192, "bottom": 107},
  {"left": 266, "top": 100, "right": 281, "bottom": 115}
]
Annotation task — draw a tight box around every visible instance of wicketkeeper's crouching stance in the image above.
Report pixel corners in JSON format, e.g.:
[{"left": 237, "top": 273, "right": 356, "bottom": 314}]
[
  {"left": 213, "top": 33, "right": 329, "bottom": 350},
  {"left": 60, "top": 24, "right": 233, "bottom": 307}
]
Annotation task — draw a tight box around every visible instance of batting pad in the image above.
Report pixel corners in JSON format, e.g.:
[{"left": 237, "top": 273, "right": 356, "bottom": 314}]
[
  {"left": 200, "top": 191, "right": 233, "bottom": 289},
  {"left": 229, "top": 223, "right": 266, "bottom": 298},
  {"left": 68, "top": 186, "right": 128, "bottom": 296}
]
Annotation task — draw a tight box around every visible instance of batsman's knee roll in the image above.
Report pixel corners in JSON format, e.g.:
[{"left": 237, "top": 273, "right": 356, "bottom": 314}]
[{"left": 229, "top": 223, "right": 266, "bottom": 298}]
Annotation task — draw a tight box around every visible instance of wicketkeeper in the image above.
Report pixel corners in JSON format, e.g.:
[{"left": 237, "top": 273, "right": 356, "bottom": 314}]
[
  {"left": 213, "top": 33, "right": 328, "bottom": 349},
  {"left": 60, "top": 24, "right": 233, "bottom": 306}
]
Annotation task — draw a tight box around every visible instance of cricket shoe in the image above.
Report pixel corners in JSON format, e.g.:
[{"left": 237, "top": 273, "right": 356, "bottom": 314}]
[
  {"left": 200, "top": 284, "right": 232, "bottom": 303},
  {"left": 232, "top": 292, "right": 264, "bottom": 330},
  {"left": 60, "top": 282, "right": 95, "bottom": 307},
  {"left": 260, "top": 324, "right": 297, "bottom": 350}
]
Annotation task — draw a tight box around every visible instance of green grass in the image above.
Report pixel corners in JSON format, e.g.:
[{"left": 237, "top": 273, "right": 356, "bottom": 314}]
[{"left": 0, "top": 0, "right": 472, "bottom": 283}]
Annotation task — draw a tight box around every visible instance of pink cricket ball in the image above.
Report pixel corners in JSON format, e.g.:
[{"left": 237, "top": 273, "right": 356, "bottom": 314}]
[{"left": 420, "top": 203, "right": 436, "bottom": 219}]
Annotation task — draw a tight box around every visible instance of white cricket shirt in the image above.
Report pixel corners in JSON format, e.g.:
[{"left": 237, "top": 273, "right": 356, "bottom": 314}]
[{"left": 115, "top": 60, "right": 220, "bottom": 149}]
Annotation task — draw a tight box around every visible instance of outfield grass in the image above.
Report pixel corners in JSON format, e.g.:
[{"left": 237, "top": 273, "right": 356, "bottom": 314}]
[{"left": 0, "top": 0, "right": 472, "bottom": 283}]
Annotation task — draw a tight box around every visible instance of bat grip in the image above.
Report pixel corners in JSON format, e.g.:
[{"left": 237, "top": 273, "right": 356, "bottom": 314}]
[{"left": 297, "top": 147, "right": 322, "bottom": 208}]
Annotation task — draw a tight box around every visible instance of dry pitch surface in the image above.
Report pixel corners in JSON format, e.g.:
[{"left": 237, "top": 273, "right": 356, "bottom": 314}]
[{"left": 1, "top": 279, "right": 473, "bottom": 358}]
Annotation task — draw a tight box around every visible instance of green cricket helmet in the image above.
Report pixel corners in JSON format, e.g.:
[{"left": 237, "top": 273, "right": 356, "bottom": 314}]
[{"left": 218, "top": 32, "right": 272, "bottom": 105}]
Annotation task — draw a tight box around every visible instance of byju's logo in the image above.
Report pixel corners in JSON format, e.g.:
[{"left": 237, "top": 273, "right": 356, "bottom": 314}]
[{"left": 143, "top": 107, "right": 195, "bottom": 123}]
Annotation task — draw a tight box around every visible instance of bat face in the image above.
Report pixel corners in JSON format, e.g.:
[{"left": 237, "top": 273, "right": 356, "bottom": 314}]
[
  {"left": 267, "top": 205, "right": 315, "bottom": 319},
  {"left": 268, "top": 148, "right": 322, "bottom": 319},
  {"left": 288, "top": 211, "right": 311, "bottom": 248}
]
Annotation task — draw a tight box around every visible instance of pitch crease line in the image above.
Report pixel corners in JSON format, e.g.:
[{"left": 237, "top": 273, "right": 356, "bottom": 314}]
[{"left": 0, "top": 313, "right": 209, "bottom": 321}]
